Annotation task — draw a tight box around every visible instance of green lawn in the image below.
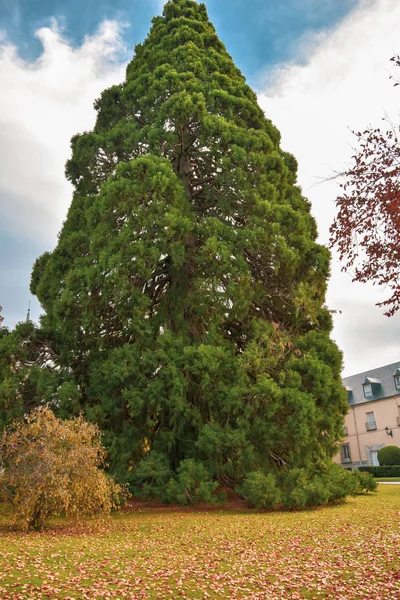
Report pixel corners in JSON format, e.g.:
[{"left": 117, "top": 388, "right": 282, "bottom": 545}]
[
  {"left": 1, "top": 487, "right": 400, "bottom": 599},
  {"left": 376, "top": 477, "right": 400, "bottom": 482}
]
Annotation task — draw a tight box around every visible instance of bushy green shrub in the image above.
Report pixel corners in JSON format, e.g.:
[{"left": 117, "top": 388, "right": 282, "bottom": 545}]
[
  {"left": 352, "top": 470, "right": 378, "bottom": 493},
  {"left": 277, "top": 469, "right": 317, "bottom": 508},
  {"left": 235, "top": 465, "right": 373, "bottom": 509},
  {"left": 237, "top": 472, "right": 281, "bottom": 509},
  {"left": 133, "top": 451, "right": 173, "bottom": 499},
  {"left": 305, "top": 476, "right": 335, "bottom": 506},
  {"left": 377, "top": 445, "right": 400, "bottom": 466},
  {"left": 279, "top": 469, "right": 311, "bottom": 508},
  {"left": 278, "top": 465, "right": 356, "bottom": 509},
  {"left": 320, "top": 463, "right": 358, "bottom": 502},
  {"left": 165, "top": 460, "right": 220, "bottom": 505}
]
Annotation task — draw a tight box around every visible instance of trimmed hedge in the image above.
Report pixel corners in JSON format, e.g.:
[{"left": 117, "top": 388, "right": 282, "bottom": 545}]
[
  {"left": 377, "top": 445, "right": 400, "bottom": 466},
  {"left": 359, "top": 465, "right": 400, "bottom": 477}
]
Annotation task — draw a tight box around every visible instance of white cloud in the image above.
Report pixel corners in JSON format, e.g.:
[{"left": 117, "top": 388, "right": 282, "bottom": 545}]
[
  {"left": 0, "top": 20, "right": 127, "bottom": 245},
  {"left": 258, "top": 0, "right": 400, "bottom": 375}
]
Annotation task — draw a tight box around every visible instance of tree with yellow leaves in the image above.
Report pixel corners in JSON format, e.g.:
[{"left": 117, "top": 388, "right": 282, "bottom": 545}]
[{"left": 0, "top": 408, "right": 123, "bottom": 531}]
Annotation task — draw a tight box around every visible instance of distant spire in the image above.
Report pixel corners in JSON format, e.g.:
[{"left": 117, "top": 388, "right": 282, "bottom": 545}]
[{"left": 26, "top": 301, "right": 31, "bottom": 323}]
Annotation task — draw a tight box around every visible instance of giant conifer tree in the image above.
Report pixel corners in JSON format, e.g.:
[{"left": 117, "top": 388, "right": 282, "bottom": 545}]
[{"left": 30, "top": 0, "right": 348, "bottom": 496}]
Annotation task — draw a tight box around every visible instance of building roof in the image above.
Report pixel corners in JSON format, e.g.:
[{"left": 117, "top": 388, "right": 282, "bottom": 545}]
[{"left": 343, "top": 361, "right": 400, "bottom": 406}]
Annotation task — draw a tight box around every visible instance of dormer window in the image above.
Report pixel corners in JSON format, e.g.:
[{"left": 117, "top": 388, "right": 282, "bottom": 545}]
[
  {"left": 362, "top": 377, "right": 381, "bottom": 399},
  {"left": 363, "top": 383, "right": 373, "bottom": 398},
  {"left": 345, "top": 386, "right": 353, "bottom": 404},
  {"left": 393, "top": 368, "right": 400, "bottom": 391}
]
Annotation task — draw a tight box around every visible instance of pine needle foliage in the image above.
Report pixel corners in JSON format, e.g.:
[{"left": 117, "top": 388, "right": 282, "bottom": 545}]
[{"left": 27, "top": 0, "right": 347, "bottom": 500}]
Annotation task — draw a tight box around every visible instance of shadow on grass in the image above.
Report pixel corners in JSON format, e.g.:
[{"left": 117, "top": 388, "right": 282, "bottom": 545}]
[{"left": 0, "top": 502, "right": 119, "bottom": 537}]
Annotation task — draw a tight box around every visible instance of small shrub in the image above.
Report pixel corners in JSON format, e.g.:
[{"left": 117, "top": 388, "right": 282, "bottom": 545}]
[
  {"left": 377, "top": 445, "right": 400, "bottom": 466},
  {"left": 133, "top": 451, "right": 173, "bottom": 499},
  {"left": 165, "top": 459, "right": 220, "bottom": 505},
  {"left": 237, "top": 472, "right": 281, "bottom": 509},
  {"left": 320, "top": 463, "right": 358, "bottom": 502},
  {"left": 352, "top": 470, "right": 378, "bottom": 494},
  {"left": 279, "top": 465, "right": 356, "bottom": 508},
  {"left": 0, "top": 408, "right": 124, "bottom": 531}
]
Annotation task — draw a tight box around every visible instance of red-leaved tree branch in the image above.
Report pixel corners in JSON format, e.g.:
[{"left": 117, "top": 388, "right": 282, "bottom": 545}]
[{"left": 330, "top": 55, "right": 400, "bottom": 316}]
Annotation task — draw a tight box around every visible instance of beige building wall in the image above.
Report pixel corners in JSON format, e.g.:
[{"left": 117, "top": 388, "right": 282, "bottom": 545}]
[{"left": 334, "top": 394, "right": 400, "bottom": 468}]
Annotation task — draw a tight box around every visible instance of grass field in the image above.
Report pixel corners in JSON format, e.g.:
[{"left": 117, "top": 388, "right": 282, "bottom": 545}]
[{"left": 0, "top": 487, "right": 399, "bottom": 600}]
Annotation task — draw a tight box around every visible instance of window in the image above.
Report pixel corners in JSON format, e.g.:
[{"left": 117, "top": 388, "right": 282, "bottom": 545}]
[
  {"left": 341, "top": 444, "right": 351, "bottom": 463},
  {"left": 363, "top": 383, "right": 373, "bottom": 398},
  {"left": 366, "top": 411, "right": 377, "bottom": 431},
  {"left": 346, "top": 388, "right": 353, "bottom": 404},
  {"left": 394, "top": 375, "right": 400, "bottom": 390},
  {"left": 362, "top": 377, "right": 381, "bottom": 398}
]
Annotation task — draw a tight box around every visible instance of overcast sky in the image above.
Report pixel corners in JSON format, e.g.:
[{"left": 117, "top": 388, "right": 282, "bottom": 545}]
[{"left": 1, "top": 0, "right": 399, "bottom": 376}]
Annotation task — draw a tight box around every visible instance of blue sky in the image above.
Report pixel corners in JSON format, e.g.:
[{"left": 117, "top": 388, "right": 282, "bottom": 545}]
[
  {"left": 1, "top": 0, "right": 400, "bottom": 375},
  {"left": 2, "top": 0, "right": 357, "bottom": 79}
]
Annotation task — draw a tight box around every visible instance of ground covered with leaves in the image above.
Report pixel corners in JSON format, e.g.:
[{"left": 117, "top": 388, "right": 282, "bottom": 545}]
[{"left": 0, "top": 486, "right": 399, "bottom": 600}]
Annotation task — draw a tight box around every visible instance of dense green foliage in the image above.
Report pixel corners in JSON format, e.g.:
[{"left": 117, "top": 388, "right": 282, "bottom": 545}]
[
  {"left": 377, "top": 445, "right": 400, "bottom": 466},
  {"left": 165, "top": 459, "right": 220, "bottom": 505},
  {"left": 360, "top": 465, "right": 400, "bottom": 477},
  {"left": 351, "top": 470, "right": 378, "bottom": 494},
  {"left": 239, "top": 466, "right": 376, "bottom": 510},
  {"left": 133, "top": 451, "right": 220, "bottom": 504},
  {"left": 0, "top": 323, "right": 60, "bottom": 430},
  {"left": 1, "top": 0, "right": 348, "bottom": 505},
  {"left": 237, "top": 472, "right": 282, "bottom": 508}
]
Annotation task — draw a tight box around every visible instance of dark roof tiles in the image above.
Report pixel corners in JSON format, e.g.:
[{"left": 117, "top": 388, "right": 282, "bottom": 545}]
[{"left": 343, "top": 361, "right": 400, "bottom": 406}]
